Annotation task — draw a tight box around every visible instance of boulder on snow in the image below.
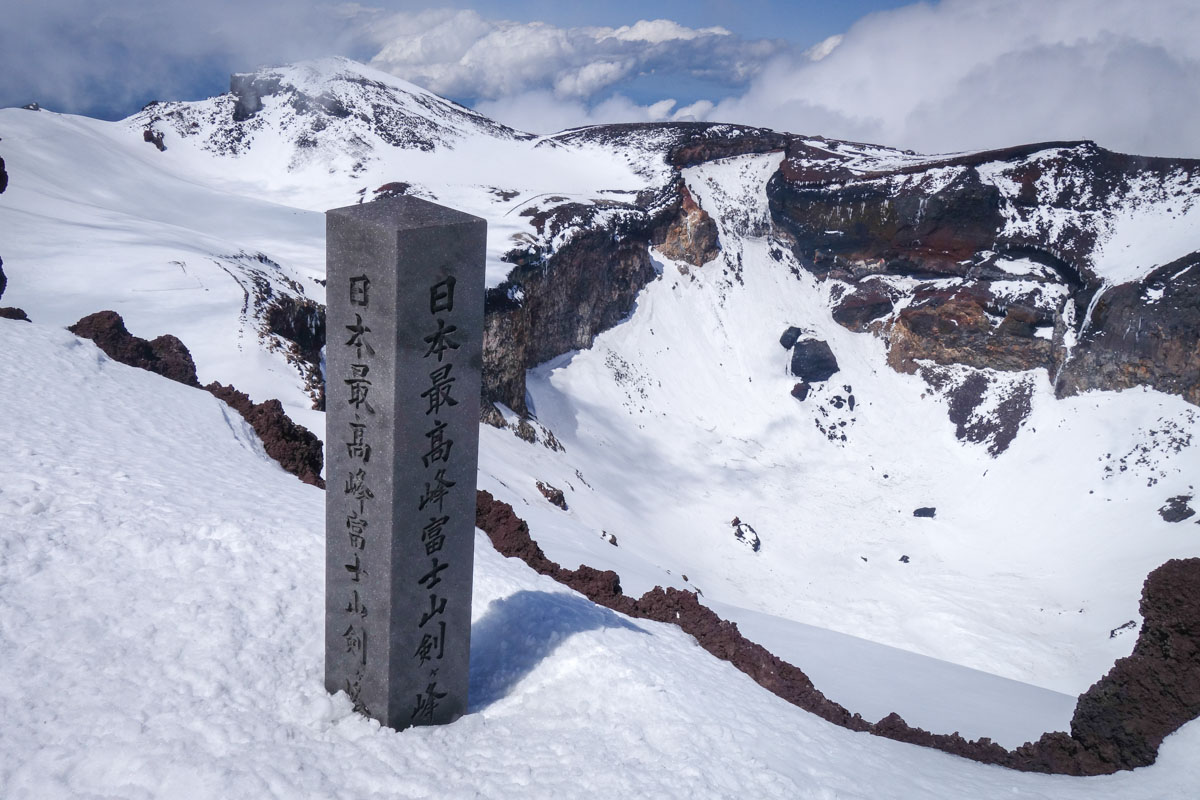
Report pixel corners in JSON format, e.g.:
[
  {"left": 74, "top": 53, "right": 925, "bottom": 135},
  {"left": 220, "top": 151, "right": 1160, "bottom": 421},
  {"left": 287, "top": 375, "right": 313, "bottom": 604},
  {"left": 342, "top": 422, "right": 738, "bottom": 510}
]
[
  {"left": 0, "top": 307, "right": 30, "bottom": 322},
  {"left": 731, "top": 517, "right": 761, "bottom": 552},
  {"left": 779, "top": 326, "right": 804, "bottom": 349},
  {"left": 790, "top": 382, "right": 811, "bottom": 401},
  {"left": 789, "top": 338, "right": 839, "bottom": 383},
  {"left": 1158, "top": 495, "right": 1195, "bottom": 523},
  {"left": 536, "top": 480, "right": 568, "bottom": 510},
  {"left": 913, "top": 507, "right": 936, "bottom": 518}
]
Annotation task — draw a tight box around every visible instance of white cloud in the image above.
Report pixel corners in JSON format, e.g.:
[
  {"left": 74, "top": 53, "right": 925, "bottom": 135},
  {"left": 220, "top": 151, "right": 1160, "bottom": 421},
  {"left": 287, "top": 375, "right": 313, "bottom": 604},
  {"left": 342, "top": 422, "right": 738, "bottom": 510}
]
[
  {"left": 362, "top": 11, "right": 783, "bottom": 102},
  {"left": 709, "top": 0, "right": 1200, "bottom": 158}
]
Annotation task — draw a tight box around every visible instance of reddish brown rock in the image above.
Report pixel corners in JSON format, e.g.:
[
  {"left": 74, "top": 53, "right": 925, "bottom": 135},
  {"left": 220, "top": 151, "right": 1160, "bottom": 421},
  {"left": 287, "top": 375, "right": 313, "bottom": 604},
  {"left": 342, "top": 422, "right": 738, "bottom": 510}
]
[
  {"left": 654, "top": 184, "right": 720, "bottom": 267},
  {"left": 204, "top": 382, "right": 325, "bottom": 488},
  {"left": 69, "top": 310, "right": 200, "bottom": 387}
]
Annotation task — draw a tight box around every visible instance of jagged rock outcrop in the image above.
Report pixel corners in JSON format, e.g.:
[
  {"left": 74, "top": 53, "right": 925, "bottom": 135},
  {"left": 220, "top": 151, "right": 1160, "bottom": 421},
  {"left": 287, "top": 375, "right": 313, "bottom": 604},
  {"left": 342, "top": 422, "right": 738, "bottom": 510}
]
[
  {"left": 69, "top": 310, "right": 201, "bottom": 387},
  {"left": 768, "top": 138, "right": 1200, "bottom": 448},
  {"left": 1067, "top": 558, "right": 1200, "bottom": 772},
  {"left": 1054, "top": 257, "right": 1200, "bottom": 406},
  {"left": 68, "top": 310, "right": 322, "bottom": 487},
  {"left": 263, "top": 294, "right": 326, "bottom": 410},
  {"left": 204, "top": 382, "right": 325, "bottom": 488},
  {"left": 654, "top": 184, "right": 720, "bottom": 266}
]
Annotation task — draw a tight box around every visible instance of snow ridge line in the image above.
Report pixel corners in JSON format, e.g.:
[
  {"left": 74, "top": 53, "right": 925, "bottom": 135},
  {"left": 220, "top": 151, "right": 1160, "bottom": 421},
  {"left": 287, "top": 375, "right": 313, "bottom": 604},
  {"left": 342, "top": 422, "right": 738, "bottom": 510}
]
[{"left": 474, "top": 490, "right": 1200, "bottom": 776}]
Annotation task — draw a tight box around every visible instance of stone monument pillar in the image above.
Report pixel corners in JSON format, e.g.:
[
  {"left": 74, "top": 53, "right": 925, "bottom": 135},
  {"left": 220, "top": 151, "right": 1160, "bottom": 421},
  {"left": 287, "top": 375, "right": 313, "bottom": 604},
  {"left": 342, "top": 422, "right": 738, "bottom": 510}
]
[{"left": 325, "top": 196, "right": 485, "bottom": 729}]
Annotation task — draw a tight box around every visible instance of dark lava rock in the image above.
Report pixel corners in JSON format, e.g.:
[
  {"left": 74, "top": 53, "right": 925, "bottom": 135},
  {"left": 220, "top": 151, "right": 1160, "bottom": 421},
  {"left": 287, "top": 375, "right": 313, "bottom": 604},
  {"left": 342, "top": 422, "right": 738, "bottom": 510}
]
[
  {"left": 789, "top": 338, "right": 839, "bottom": 382},
  {"left": 0, "top": 260, "right": 6, "bottom": 302},
  {"left": 142, "top": 128, "right": 166, "bottom": 151},
  {"left": 69, "top": 310, "right": 200, "bottom": 387},
  {"left": 536, "top": 480, "right": 568, "bottom": 510},
  {"left": 779, "top": 325, "right": 804, "bottom": 349},
  {"left": 831, "top": 285, "right": 895, "bottom": 331},
  {"left": 204, "top": 382, "right": 325, "bottom": 489},
  {"left": 732, "top": 517, "right": 761, "bottom": 552},
  {"left": 790, "top": 382, "right": 811, "bottom": 401},
  {"left": 1158, "top": 495, "right": 1196, "bottom": 523},
  {"left": 913, "top": 507, "right": 936, "bottom": 518},
  {"left": 1069, "top": 558, "right": 1200, "bottom": 771},
  {"left": 899, "top": 555, "right": 910, "bottom": 563},
  {"left": 0, "top": 307, "right": 29, "bottom": 322}
]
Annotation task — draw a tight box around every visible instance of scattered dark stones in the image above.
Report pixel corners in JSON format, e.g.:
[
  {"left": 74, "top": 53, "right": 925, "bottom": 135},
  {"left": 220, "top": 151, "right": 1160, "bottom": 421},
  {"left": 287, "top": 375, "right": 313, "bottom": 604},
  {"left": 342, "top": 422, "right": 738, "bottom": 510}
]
[
  {"left": 789, "top": 338, "right": 839, "bottom": 382},
  {"left": 1158, "top": 495, "right": 1195, "bottom": 522},
  {"left": 0, "top": 307, "right": 29, "bottom": 321},
  {"left": 899, "top": 555, "right": 910, "bottom": 563},
  {"left": 600, "top": 531, "right": 617, "bottom": 546},
  {"left": 204, "top": 382, "right": 325, "bottom": 488},
  {"left": 536, "top": 481, "right": 568, "bottom": 510},
  {"left": 779, "top": 326, "right": 804, "bottom": 349},
  {"left": 790, "top": 382, "right": 811, "bottom": 401},
  {"left": 913, "top": 507, "right": 937, "bottom": 518},
  {"left": 69, "top": 310, "right": 200, "bottom": 387}
]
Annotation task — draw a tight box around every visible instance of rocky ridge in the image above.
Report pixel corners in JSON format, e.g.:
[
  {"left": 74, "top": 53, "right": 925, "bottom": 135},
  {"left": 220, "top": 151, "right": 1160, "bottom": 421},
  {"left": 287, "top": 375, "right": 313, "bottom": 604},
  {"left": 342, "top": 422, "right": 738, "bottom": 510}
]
[{"left": 767, "top": 138, "right": 1200, "bottom": 451}]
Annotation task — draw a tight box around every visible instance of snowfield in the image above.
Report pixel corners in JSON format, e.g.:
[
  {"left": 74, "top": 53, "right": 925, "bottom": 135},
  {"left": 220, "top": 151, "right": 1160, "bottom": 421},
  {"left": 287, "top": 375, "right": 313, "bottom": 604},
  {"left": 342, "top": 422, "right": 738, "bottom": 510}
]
[
  {"left": 2, "top": 316, "right": 1199, "bottom": 799},
  {"left": 2, "top": 57, "right": 1200, "bottom": 796}
]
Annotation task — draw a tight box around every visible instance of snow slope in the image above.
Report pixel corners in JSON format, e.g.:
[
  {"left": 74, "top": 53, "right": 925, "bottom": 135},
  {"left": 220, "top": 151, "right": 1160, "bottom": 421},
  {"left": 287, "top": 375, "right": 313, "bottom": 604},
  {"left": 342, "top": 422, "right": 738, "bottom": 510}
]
[
  {"left": 2, "top": 315, "right": 1199, "bottom": 799},
  {"left": 3, "top": 58, "right": 1200, "bottom": 782}
]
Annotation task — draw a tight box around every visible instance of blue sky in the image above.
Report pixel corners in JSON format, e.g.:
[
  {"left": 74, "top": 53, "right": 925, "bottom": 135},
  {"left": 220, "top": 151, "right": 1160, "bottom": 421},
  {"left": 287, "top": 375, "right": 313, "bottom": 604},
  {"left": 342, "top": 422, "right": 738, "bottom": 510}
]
[
  {"left": 2, "top": 1, "right": 1199, "bottom": 158},
  {"left": 0, "top": 1, "right": 906, "bottom": 121}
]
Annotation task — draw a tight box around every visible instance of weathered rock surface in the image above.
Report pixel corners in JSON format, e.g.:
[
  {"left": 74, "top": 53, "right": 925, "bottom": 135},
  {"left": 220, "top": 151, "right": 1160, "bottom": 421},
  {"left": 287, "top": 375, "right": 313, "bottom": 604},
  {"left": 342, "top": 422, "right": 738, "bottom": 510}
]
[
  {"left": 654, "top": 183, "right": 720, "bottom": 266},
  {"left": 68, "top": 310, "right": 322, "bottom": 488},
  {"left": 1054, "top": 258, "right": 1200, "bottom": 407},
  {"left": 205, "top": 382, "right": 325, "bottom": 488},
  {"left": 69, "top": 310, "right": 201, "bottom": 387},
  {"left": 1158, "top": 495, "right": 1196, "bottom": 523},
  {"left": 768, "top": 137, "right": 1200, "bottom": 447},
  {"left": 0, "top": 307, "right": 30, "bottom": 321},
  {"left": 789, "top": 338, "right": 839, "bottom": 382}
]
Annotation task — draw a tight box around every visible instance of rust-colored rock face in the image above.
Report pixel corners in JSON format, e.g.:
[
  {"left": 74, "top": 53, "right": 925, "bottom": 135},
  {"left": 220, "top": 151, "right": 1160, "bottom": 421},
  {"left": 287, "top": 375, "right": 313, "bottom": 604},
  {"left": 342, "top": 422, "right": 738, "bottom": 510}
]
[
  {"left": 655, "top": 184, "right": 720, "bottom": 267},
  {"left": 204, "top": 382, "right": 325, "bottom": 488}
]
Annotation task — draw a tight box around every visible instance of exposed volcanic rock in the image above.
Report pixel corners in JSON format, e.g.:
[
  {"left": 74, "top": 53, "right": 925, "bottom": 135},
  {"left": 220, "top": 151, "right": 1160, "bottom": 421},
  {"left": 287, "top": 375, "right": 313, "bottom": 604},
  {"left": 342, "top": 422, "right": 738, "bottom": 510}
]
[
  {"left": 886, "top": 286, "right": 1053, "bottom": 375},
  {"left": 767, "top": 137, "right": 1200, "bottom": 420},
  {"left": 789, "top": 338, "right": 839, "bottom": 382},
  {"left": 1054, "top": 257, "right": 1200, "bottom": 407},
  {"left": 654, "top": 184, "right": 720, "bottom": 266},
  {"left": 0, "top": 307, "right": 30, "bottom": 321},
  {"left": 1067, "top": 558, "right": 1200, "bottom": 772},
  {"left": 536, "top": 481, "right": 568, "bottom": 510},
  {"left": 68, "top": 310, "right": 322, "bottom": 488},
  {"left": 0, "top": 154, "right": 7, "bottom": 302},
  {"left": 69, "top": 310, "right": 201, "bottom": 387},
  {"left": 1158, "top": 495, "right": 1196, "bottom": 523},
  {"left": 263, "top": 294, "right": 326, "bottom": 410},
  {"left": 476, "top": 491, "right": 1200, "bottom": 777},
  {"left": 204, "top": 382, "right": 325, "bottom": 488}
]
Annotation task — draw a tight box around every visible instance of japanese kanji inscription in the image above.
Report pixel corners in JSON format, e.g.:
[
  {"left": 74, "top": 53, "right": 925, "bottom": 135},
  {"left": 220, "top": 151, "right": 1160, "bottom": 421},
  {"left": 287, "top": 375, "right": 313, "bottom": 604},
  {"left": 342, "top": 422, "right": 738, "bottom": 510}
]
[{"left": 325, "top": 196, "right": 485, "bottom": 730}]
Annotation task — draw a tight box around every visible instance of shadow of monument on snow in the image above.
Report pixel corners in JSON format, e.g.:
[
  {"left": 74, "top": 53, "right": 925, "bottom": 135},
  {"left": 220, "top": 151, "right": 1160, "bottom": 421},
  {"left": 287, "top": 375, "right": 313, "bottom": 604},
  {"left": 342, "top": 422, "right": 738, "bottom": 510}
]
[{"left": 469, "top": 589, "right": 647, "bottom": 711}]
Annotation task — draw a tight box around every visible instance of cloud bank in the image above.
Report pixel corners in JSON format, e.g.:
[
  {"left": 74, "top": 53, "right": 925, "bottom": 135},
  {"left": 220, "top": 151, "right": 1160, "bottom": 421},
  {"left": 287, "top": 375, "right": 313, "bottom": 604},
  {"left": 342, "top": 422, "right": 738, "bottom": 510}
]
[
  {"left": 359, "top": 9, "right": 784, "bottom": 122},
  {"left": 710, "top": 0, "right": 1200, "bottom": 158}
]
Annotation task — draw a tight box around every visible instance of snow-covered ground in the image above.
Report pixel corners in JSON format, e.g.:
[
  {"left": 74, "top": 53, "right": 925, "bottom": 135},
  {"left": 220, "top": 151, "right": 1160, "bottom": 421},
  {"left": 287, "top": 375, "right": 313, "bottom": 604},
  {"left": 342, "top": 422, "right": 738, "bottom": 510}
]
[
  {"left": 2, "top": 59, "right": 1200, "bottom": 795},
  {"left": 3, "top": 316, "right": 1199, "bottom": 799}
]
